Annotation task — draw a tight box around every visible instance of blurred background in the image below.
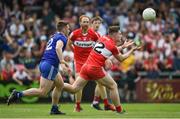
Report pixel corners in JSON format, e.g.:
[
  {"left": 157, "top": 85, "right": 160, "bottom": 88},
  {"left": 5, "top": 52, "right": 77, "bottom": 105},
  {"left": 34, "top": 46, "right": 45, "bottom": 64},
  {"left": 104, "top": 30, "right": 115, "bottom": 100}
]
[{"left": 0, "top": 0, "right": 180, "bottom": 103}]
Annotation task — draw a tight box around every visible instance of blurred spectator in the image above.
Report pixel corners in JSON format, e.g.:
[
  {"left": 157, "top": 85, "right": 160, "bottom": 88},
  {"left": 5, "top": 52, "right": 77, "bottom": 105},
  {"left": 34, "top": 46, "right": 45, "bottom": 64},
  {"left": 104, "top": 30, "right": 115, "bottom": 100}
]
[
  {"left": 144, "top": 54, "right": 159, "bottom": 79},
  {"left": 23, "top": 30, "right": 35, "bottom": 52},
  {"left": 125, "top": 66, "right": 139, "bottom": 102},
  {"left": 9, "top": 15, "right": 25, "bottom": 37},
  {"left": 173, "top": 50, "right": 180, "bottom": 72},
  {"left": 32, "top": 26, "right": 48, "bottom": 59},
  {"left": 0, "top": 0, "right": 179, "bottom": 93},
  {"left": 21, "top": 48, "right": 38, "bottom": 79},
  {"left": 0, "top": 14, "right": 6, "bottom": 35},
  {"left": 12, "top": 65, "right": 32, "bottom": 85},
  {"left": 119, "top": 53, "right": 135, "bottom": 73},
  {"left": 42, "top": 1, "right": 55, "bottom": 29},
  {"left": 0, "top": 50, "right": 15, "bottom": 80}
]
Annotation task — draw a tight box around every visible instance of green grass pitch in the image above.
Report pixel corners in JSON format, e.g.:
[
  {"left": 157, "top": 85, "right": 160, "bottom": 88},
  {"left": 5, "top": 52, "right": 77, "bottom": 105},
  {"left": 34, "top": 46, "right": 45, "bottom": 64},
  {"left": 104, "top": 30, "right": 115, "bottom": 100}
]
[{"left": 0, "top": 103, "right": 180, "bottom": 118}]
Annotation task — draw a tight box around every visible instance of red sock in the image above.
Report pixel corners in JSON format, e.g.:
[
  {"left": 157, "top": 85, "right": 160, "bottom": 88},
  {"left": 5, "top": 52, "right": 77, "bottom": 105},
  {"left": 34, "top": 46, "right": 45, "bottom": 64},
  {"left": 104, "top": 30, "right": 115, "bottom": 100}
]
[
  {"left": 116, "top": 105, "right": 122, "bottom": 112},
  {"left": 103, "top": 98, "right": 109, "bottom": 106},
  {"left": 76, "top": 102, "right": 80, "bottom": 108},
  {"left": 94, "top": 96, "right": 100, "bottom": 102}
]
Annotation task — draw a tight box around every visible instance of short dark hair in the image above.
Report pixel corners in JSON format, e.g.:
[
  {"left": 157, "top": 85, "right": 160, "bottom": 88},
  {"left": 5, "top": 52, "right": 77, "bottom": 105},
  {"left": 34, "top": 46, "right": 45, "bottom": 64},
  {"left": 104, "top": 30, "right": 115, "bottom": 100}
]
[
  {"left": 108, "top": 26, "right": 120, "bottom": 34},
  {"left": 56, "top": 20, "right": 69, "bottom": 31},
  {"left": 91, "top": 16, "right": 103, "bottom": 23}
]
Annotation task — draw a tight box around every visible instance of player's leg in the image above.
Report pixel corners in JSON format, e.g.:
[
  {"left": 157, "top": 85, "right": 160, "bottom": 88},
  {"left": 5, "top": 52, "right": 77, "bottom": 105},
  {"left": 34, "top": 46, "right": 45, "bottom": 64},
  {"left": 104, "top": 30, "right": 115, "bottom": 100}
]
[
  {"left": 96, "top": 74, "right": 125, "bottom": 113},
  {"left": 97, "top": 84, "right": 107, "bottom": 101},
  {"left": 64, "top": 75, "right": 88, "bottom": 112},
  {"left": 91, "top": 83, "right": 103, "bottom": 110},
  {"left": 69, "top": 75, "right": 75, "bottom": 101},
  {"left": 96, "top": 83, "right": 115, "bottom": 111},
  {"left": 74, "top": 73, "right": 83, "bottom": 112},
  {"left": 92, "top": 84, "right": 101, "bottom": 109},
  {"left": 7, "top": 61, "right": 55, "bottom": 105},
  {"left": 7, "top": 76, "right": 54, "bottom": 105},
  {"left": 50, "top": 73, "right": 65, "bottom": 115},
  {"left": 64, "top": 76, "right": 88, "bottom": 94},
  {"left": 23, "top": 77, "right": 54, "bottom": 96},
  {"left": 20, "top": 61, "right": 56, "bottom": 97},
  {"left": 75, "top": 90, "right": 83, "bottom": 112}
]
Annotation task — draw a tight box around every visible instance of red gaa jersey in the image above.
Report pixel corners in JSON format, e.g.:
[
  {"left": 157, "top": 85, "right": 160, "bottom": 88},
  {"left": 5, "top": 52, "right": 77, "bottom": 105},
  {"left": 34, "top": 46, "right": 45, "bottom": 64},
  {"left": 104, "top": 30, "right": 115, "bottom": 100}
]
[
  {"left": 86, "top": 36, "right": 119, "bottom": 67},
  {"left": 69, "top": 28, "right": 99, "bottom": 65}
]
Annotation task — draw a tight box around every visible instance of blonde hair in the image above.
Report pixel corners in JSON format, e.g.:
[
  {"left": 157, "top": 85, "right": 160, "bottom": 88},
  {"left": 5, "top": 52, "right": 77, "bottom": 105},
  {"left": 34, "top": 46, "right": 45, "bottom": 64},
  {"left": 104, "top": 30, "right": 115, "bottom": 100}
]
[{"left": 79, "top": 15, "right": 90, "bottom": 22}]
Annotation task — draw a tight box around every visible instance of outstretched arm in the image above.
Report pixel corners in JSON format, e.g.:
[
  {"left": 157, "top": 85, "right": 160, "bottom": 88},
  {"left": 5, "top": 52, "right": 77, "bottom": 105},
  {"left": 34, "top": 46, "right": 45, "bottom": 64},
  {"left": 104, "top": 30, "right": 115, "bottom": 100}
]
[
  {"left": 114, "top": 45, "right": 141, "bottom": 62},
  {"left": 117, "top": 39, "right": 134, "bottom": 51}
]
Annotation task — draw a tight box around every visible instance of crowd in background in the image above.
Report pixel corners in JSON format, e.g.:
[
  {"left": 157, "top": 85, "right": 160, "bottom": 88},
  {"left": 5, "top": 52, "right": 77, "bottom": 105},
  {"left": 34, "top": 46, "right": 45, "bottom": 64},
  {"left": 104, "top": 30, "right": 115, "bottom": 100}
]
[{"left": 0, "top": 0, "right": 180, "bottom": 101}]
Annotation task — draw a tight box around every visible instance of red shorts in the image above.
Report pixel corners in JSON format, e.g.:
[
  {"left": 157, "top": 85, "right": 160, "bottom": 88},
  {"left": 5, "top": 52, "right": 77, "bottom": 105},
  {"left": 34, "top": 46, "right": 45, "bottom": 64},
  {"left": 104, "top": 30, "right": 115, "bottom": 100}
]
[{"left": 80, "top": 64, "right": 106, "bottom": 80}]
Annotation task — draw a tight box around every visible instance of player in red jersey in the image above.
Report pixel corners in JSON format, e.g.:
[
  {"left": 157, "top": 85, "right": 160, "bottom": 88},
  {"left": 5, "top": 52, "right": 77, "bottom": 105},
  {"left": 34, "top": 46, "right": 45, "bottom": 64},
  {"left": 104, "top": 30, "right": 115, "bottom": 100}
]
[
  {"left": 68, "top": 15, "right": 116, "bottom": 112},
  {"left": 64, "top": 26, "right": 141, "bottom": 113},
  {"left": 68, "top": 15, "right": 100, "bottom": 112},
  {"left": 90, "top": 16, "right": 115, "bottom": 111}
]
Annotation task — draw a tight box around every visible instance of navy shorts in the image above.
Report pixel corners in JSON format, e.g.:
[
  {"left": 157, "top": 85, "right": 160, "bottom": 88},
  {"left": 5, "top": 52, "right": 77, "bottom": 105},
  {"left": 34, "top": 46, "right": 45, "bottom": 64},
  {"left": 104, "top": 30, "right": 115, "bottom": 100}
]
[{"left": 39, "top": 61, "right": 58, "bottom": 80}]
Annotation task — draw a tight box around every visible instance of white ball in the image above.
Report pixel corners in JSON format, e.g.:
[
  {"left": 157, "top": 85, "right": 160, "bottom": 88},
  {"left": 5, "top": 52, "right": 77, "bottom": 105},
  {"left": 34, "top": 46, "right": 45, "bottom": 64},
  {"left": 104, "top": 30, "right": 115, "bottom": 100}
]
[{"left": 142, "top": 8, "right": 156, "bottom": 21}]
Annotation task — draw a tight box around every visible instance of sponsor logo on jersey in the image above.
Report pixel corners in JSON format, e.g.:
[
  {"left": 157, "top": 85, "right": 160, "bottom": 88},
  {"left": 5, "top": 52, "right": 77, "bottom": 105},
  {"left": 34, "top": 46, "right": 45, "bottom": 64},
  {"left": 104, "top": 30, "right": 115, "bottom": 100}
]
[{"left": 74, "top": 41, "right": 96, "bottom": 48}]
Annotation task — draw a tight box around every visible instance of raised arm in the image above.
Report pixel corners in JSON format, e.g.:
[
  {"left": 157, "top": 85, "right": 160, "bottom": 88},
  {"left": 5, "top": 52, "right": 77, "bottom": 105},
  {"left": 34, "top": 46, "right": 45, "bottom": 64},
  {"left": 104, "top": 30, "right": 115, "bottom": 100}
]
[
  {"left": 114, "top": 46, "right": 139, "bottom": 62},
  {"left": 117, "top": 39, "right": 134, "bottom": 51}
]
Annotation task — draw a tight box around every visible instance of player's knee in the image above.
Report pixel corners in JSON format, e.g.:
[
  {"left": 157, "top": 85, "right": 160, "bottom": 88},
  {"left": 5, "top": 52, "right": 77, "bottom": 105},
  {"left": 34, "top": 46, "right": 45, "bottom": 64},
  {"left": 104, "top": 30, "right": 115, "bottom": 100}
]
[
  {"left": 39, "top": 89, "right": 48, "bottom": 97},
  {"left": 97, "top": 83, "right": 103, "bottom": 89},
  {"left": 109, "top": 82, "right": 117, "bottom": 90},
  {"left": 113, "top": 83, "right": 118, "bottom": 89},
  {"left": 70, "top": 86, "right": 80, "bottom": 94},
  {"left": 56, "top": 84, "right": 64, "bottom": 90},
  {"left": 72, "top": 88, "right": 79, "bottom": 94}
]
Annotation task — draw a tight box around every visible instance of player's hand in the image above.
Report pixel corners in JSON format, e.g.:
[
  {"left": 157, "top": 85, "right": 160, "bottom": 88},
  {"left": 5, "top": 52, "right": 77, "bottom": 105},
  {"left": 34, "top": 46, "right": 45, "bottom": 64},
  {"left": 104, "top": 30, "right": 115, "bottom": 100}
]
[
  {"left": 61, "top": 60, "right": 69, "bottom": 67},
  {"left": 60, "top": 60, "right": 69, "bottom": 73},
  {"left": 122, "top": 39, "right": 134, "bottom": 48},
  {"left": 60, "top": 64, "right": 69, "bottom": 75},
  {"left": 105, "top": 59, "right": 113, "bottom": 69},
  {"left": 132, "top": 45, "right": 142, "bottom": 51}
]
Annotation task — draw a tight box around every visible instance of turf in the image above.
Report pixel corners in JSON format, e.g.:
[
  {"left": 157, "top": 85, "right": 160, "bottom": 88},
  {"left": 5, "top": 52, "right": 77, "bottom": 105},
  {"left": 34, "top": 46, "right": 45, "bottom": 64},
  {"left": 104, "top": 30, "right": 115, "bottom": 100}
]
[{"left": 0, "top": 103, "right": 180, "bottom": 118}]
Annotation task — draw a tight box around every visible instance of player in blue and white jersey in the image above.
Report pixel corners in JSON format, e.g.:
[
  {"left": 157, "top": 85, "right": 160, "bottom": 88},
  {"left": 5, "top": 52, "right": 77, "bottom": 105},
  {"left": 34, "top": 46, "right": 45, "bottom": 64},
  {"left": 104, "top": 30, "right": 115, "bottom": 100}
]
[{"left": 7, "top": 20, "right": 70, "bottom": 115}]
